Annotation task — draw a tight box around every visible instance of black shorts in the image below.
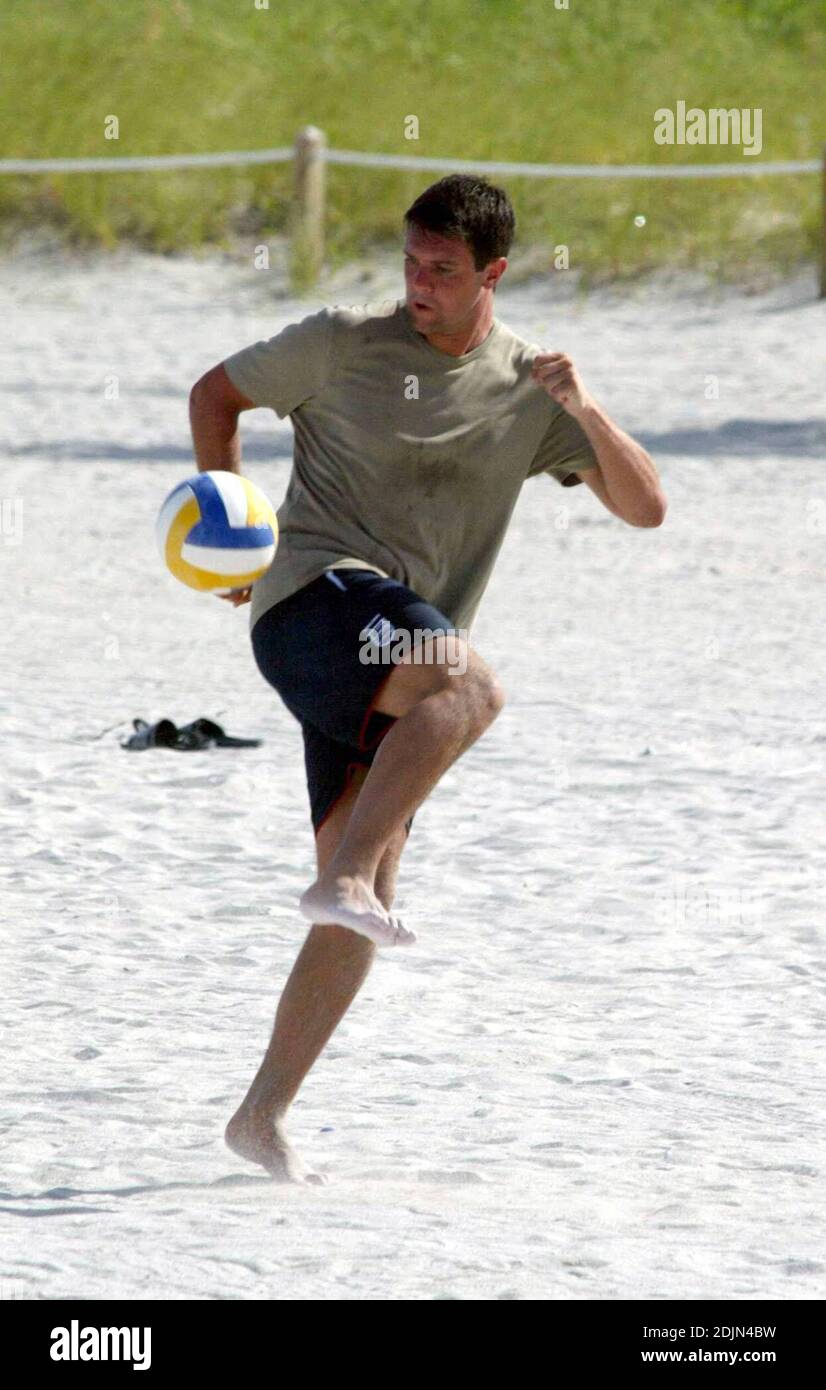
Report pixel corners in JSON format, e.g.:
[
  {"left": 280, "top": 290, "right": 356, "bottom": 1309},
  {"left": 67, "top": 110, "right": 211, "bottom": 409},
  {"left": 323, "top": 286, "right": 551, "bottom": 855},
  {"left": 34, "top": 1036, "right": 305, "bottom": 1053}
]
[{"left": 250, "top": 567, "right": 457, "bottom": 837}]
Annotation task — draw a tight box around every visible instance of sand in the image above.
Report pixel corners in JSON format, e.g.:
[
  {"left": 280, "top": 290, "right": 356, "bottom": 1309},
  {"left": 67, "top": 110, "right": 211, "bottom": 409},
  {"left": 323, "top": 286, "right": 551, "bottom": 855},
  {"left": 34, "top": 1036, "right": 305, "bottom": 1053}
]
[{"left": 1, "top": 237, "right": 824, "bottom": 1300}]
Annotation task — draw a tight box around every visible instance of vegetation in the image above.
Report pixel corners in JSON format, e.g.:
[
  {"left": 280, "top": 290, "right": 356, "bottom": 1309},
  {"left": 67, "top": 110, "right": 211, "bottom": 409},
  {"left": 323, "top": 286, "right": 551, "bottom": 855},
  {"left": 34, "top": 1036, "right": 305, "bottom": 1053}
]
[{"left": 0, "top": 0, "right": 822, "bottom": 284}]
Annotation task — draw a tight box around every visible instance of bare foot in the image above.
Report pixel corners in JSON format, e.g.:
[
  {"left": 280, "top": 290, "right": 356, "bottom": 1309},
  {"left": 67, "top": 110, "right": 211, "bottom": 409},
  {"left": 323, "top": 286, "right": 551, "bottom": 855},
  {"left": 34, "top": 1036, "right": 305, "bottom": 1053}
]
[
  {"left": 299, "top": 871, "right": 416, "bottom": 947},
  {"left": 225, "top": 1107, "right": 328, "bottom": 1185}
]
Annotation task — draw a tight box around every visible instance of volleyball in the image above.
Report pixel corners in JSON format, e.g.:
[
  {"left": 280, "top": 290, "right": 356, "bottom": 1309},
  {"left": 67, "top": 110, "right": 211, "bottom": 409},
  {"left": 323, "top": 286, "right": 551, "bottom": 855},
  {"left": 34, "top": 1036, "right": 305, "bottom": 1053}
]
[{"left": 156, "top": 471, "right": 278, "bottom": 594}]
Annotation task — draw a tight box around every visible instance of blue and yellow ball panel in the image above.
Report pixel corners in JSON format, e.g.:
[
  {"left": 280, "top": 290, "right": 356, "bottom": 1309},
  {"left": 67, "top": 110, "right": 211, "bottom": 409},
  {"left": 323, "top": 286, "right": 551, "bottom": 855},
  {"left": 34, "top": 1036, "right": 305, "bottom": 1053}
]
[{"left": 156, "top": 471, "right": 278, "bottom": 593}]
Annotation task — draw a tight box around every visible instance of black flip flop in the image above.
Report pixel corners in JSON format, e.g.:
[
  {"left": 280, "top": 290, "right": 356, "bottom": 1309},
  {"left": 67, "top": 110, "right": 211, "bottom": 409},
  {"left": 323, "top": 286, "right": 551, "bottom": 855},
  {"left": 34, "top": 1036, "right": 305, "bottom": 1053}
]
[
  {"left": 119, "top": 718, "right": 206, "bottom": 751},
  {"left": 175, "top": 717, "right": 262, "bottom": 748},
  {"left": 121, "top": 718, "right": 179, "bottom": 750}
]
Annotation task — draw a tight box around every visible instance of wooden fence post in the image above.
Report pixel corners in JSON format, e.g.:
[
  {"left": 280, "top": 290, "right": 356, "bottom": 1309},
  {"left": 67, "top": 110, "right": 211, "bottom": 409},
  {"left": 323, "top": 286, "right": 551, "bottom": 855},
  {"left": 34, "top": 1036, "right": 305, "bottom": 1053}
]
[
  {"left": 291, "top": 126, "right": 326, "bottom": 290},
  {"left": 821, "top": 146, "right": 826, "bottom": 298}
]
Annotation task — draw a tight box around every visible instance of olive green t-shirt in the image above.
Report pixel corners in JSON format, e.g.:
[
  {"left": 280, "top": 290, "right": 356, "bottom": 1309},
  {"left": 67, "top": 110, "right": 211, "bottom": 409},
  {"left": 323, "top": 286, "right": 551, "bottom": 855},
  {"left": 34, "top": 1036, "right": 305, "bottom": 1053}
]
[{"left": 223, "top": 297, "right": 598, "bottom": 635}]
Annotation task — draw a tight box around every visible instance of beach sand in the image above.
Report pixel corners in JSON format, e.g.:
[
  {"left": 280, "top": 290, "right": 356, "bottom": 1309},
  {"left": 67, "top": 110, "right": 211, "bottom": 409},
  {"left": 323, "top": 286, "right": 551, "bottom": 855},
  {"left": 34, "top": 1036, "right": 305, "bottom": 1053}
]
[{"left": 1, "top": 239, "right": 824, "bottom": 1300}]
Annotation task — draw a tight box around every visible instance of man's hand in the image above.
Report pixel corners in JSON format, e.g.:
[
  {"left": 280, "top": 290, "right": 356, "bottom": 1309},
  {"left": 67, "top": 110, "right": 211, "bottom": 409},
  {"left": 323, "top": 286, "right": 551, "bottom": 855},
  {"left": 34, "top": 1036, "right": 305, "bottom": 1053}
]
[
  {"left": 216, "top": 587, "right": 252, "bottom": 607},
  {"left": 531, "top": 353, "right": 595, "bottom": 419}
]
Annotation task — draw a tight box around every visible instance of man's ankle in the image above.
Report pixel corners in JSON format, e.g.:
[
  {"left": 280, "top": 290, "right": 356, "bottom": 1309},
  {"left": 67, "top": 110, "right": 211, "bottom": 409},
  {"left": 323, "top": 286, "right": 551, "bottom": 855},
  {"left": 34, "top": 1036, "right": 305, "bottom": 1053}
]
[{"left": 323, "top": 847, "right": 383, "bottom": 885}]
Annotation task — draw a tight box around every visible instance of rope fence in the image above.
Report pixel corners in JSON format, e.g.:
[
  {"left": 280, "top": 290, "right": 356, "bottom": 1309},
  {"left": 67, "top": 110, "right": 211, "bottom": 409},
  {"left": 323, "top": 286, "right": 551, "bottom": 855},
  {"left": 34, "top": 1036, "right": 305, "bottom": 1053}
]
[{"left": 2, "top": 126, "right": 823, "bottom": 292}]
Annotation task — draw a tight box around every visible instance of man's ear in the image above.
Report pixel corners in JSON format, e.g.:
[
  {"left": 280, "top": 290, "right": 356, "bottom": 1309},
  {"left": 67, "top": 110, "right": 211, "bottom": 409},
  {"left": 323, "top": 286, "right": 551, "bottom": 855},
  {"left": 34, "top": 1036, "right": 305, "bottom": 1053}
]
[{"left": 487, "top": 256, "right": 507, "bottom": 291}]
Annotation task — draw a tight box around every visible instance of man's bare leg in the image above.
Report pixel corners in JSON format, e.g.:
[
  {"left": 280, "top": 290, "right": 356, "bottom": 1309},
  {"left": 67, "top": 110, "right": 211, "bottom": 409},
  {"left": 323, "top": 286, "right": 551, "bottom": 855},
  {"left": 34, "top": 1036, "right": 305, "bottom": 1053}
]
[
  {"left": 225, "top": 767, "right": 407, "bottom": 1184},
  {"left": 299, "top": 640, "right": 504, "bottom": 944}
]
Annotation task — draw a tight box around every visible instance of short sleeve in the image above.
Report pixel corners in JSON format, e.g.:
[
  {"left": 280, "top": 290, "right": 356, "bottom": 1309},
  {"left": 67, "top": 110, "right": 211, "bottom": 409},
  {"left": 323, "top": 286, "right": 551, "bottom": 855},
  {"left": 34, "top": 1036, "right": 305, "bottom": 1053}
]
[
  {"left": 526, "top": 405, "right": 599, "bottom": 488},
  {"left": 222, "top": 307, "right": 334, "bottom": 418}
]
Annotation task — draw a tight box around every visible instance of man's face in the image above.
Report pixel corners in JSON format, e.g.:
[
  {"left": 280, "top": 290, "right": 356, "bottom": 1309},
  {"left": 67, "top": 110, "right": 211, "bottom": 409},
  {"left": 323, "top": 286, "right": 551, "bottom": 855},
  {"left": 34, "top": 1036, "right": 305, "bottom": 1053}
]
[{"left": 403, "top": 224, "right": 502, "bottom": 334}]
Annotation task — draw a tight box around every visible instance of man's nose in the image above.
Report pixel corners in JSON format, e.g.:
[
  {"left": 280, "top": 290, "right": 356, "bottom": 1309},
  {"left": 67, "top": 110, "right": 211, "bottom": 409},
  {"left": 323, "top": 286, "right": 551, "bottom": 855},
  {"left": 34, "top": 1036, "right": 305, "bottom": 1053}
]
[{"left": 410, "top": 267, "right": 434, "bottom": 292}]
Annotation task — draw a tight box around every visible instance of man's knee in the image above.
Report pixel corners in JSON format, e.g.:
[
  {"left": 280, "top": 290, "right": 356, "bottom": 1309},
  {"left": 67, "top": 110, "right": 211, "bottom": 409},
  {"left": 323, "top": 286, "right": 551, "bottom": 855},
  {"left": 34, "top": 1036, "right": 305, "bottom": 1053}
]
[
  {"left": 480, "top": 671, "right": 506, "bottom": 721},
  {"left": 454, "top": 656, "right": 505, "bottom": 732},
  {"left": 374, "top": 638, "right": 505, "bottom": 724}
]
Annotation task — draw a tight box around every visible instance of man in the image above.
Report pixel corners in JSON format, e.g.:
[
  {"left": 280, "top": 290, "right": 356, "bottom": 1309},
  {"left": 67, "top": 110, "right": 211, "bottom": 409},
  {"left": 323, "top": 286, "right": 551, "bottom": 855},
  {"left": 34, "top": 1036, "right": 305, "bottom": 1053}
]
[{"left": 189, "top": 175, "right": 666, "bottom": 1183}]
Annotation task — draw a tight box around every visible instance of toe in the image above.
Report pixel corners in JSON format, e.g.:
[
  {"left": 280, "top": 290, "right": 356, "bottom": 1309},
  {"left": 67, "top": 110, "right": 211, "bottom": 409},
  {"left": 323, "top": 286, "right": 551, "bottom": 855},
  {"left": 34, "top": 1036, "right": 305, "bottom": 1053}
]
[{"left": 389, "top": 916, "right": 416, "bottom": 944}]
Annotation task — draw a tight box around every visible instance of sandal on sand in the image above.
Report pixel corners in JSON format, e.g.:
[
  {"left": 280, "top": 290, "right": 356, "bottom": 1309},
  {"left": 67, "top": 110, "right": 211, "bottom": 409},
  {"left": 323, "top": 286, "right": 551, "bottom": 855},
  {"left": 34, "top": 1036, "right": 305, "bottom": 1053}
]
[
  {"left": 120, "top": 718, "right": 205, "bottom": 751},
  {"left": 175, "top": 717, "right": 262, "bottom": 748}
]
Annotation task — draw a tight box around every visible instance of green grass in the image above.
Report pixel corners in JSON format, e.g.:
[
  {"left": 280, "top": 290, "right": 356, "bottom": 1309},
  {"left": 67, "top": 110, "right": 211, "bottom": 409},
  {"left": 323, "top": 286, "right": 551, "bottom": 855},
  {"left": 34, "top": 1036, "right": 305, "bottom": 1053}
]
[{"left": 0, "top": 0, "right": 823, "bottom": 285}]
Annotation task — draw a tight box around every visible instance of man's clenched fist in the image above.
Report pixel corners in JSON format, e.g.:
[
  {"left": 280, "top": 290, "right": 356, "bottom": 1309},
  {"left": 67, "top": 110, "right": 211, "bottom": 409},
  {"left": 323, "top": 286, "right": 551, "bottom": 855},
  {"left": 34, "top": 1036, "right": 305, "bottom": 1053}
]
[{"left": 531, "top": 353, "right": 594, "bottom": 418}]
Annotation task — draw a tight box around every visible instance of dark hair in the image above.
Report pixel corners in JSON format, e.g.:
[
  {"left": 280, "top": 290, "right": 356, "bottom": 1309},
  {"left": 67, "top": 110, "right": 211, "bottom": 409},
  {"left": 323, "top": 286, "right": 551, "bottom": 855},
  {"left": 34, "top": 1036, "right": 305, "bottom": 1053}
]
[{"left": 403, "top": 174, "right": 515, "bottom": 271}]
